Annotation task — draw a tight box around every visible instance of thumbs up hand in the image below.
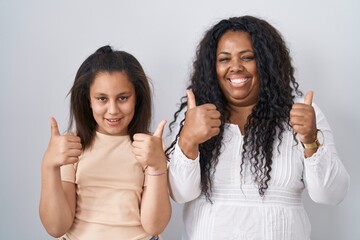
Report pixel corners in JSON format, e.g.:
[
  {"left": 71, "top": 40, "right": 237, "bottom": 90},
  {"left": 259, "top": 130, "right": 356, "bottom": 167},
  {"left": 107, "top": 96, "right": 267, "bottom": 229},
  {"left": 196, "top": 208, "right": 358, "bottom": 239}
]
[
  {"left": 132, "top": 120, "right": 168, "bottom": 172},
  {"left": 178, "top": 89, "right": 221, "bottom": 159},
  {"left": 290, "top": 91, "right": 317, "bottom": 144},
  {"left": 42, "top": 117, "right": 82, "bottom": 169}
]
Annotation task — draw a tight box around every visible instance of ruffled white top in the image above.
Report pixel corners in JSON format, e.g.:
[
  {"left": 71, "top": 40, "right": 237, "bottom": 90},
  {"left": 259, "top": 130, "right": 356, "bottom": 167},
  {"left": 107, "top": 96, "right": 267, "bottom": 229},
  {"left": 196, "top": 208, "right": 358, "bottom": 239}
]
[{"left": 168, "top": 101, "right": 350, "bottom": 240}]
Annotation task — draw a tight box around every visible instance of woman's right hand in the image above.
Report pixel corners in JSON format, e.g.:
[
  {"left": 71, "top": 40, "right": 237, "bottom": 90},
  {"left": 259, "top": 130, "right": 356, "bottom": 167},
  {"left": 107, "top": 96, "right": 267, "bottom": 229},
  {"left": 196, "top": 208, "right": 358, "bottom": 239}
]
[
  {"left": 42, "top": 117, "right": 82, "bottom": 169},
  {"left": 178, "top": 89, "right": 221, "bottom": 159}
]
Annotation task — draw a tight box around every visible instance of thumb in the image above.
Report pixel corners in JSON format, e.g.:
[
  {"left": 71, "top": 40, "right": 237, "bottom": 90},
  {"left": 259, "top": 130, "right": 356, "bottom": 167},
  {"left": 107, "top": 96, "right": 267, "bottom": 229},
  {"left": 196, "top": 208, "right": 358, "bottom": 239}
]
[
  {"left": 187, "top": 89, "right": 197, "bottom": 110},
  {"left": 304, "top": 91, "right": 314, "bottom": 106},
  {"left": 50, "top": 117, "right": 60, "bottom": 137},
  {"left": 153, "top": 120, "right": 167, "bottom": 138}
]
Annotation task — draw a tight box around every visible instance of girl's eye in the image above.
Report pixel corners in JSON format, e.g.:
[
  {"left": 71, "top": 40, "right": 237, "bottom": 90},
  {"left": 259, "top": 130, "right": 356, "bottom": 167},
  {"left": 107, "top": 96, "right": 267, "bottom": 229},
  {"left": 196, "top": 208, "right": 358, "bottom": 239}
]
[
  {"left": 119, "top": 96, "right": 129, "bottom": 101},
  {"left": 96, "top": 97, "right": 107, "bottom": 102}
]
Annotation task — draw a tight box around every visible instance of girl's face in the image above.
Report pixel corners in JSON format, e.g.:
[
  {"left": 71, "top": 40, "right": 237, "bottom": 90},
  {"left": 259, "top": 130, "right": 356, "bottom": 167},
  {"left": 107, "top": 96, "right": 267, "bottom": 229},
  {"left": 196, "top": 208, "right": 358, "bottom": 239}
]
[
  {"left": 216, "top": 31, "right": 260, "bottom": 109},
  {"left": 89, "top": 71, "right": 136, "bottom": 136}
]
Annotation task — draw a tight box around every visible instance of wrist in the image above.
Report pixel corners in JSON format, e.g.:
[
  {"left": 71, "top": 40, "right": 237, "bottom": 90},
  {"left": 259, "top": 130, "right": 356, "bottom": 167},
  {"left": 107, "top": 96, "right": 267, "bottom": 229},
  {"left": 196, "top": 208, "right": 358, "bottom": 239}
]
[
  {"left": 301, "top": 129, "right": 324, "bottom": 150},
  {"left": 42, "top": 155, "right": 61, "bottom": 171},
  {"left": 41, "top": 160, "right": 61, "bottom": 174},
  {"left": 303, "top": 147, "right": 318, "bottom": 158},
  {"left": 145, "top": 165, "right": 167, "bottom": 176},
  {"left": 178, "top": 134, "right": 199, "bottom": 160}
]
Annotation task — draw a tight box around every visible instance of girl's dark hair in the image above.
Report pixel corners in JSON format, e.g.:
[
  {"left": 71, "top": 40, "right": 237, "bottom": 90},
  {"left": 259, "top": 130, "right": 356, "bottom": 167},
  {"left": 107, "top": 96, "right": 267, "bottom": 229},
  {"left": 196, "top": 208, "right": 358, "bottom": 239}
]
[
  {"left": 166, "top": 15, "right": 302, "bottom": 198},
  {"left": 67, "top": 45, "right": 152, "bottom": 149}
]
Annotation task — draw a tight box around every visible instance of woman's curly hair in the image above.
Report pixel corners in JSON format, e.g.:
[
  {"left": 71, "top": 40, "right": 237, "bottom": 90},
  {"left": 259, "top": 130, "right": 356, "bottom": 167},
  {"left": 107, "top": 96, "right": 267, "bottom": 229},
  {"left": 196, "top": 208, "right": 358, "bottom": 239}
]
[{"left": 166, "top": 16, "right": 302, "bottom": 199}]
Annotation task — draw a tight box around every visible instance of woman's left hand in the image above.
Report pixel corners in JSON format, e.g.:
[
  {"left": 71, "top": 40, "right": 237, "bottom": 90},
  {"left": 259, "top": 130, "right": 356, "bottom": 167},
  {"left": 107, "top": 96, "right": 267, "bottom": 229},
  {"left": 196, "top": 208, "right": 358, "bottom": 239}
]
[{"left": 290, "top": 91, "right": 317, "bottom": 144}]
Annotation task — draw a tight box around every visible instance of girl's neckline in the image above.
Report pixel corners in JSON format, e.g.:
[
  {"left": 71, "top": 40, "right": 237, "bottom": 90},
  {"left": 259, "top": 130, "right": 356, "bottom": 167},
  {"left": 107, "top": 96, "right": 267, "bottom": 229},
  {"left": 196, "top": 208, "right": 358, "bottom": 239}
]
[{"left": 95, "top": 131, "right": 130, "bottom": 139}]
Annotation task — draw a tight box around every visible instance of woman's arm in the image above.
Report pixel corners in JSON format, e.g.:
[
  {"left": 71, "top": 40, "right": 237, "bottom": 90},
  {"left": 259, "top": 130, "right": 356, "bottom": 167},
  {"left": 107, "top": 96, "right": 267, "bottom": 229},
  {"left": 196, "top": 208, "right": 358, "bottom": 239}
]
[
  {"left": 303, "top": 104, "right": 350, "bottom": 205},
  {"left": 168, "top": 89, "right": 220, "bottom": 203},
  {"left": 168, "top": 142, "right": 201, "bottom": 203}
]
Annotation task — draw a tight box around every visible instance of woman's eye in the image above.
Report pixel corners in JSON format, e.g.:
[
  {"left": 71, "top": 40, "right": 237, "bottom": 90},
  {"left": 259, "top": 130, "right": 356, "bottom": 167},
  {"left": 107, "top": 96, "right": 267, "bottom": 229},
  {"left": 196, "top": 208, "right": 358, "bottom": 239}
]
[
  {"left": 218, "top": 58, "right": 230, "bottom": 62},
  {"left": 242, "top": 55, "right": 255, "bottom": 61}
]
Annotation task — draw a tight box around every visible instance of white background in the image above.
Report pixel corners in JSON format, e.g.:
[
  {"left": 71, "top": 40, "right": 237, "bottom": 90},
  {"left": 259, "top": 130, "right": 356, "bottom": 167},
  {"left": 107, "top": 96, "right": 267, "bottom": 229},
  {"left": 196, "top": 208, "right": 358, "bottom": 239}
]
[{"left": 0, "top": 0, "right": 359, "bottom": 239}]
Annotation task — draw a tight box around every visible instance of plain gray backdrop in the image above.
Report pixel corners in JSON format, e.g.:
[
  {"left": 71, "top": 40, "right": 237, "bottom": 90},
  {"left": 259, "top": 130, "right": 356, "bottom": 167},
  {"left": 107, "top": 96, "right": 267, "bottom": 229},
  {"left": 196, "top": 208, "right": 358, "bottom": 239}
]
[{"left": 1, "top": 0, "right": 359, "bottom": 239}]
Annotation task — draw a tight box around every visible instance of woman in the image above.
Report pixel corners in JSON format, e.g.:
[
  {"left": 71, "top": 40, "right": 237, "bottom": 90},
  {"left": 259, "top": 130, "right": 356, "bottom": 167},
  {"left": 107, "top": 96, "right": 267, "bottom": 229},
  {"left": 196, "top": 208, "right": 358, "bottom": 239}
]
[{"left": 166, "top": 16, "right": 349, "bottom": 240}]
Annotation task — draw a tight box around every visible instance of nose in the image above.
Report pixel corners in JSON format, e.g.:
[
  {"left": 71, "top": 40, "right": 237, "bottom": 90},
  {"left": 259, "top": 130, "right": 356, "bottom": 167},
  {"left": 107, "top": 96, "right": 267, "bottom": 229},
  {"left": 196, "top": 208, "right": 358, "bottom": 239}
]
[
  {"left": 108, "top": 100, "right": 119, "bottom": 115},
  {"left": 230, "top": 59, "right": 244, "bottom": 72}
]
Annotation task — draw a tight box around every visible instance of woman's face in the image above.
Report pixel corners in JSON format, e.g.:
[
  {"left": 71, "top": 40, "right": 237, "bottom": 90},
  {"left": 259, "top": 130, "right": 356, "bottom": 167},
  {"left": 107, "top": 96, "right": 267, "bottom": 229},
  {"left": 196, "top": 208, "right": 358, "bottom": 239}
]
[
  {"left": 216, "top": 31, "right": 260, "bottom": 109},
  {"left": 89, "top": 71, "right": 136, "bottom": 136}
]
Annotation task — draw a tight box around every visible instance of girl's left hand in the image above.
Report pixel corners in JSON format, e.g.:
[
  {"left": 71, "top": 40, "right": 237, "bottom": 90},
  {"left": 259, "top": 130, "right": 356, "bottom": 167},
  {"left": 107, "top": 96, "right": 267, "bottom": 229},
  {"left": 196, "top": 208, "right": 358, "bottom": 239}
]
[{"left": 132, "top": 120, "right": 167, "bottom": 172}]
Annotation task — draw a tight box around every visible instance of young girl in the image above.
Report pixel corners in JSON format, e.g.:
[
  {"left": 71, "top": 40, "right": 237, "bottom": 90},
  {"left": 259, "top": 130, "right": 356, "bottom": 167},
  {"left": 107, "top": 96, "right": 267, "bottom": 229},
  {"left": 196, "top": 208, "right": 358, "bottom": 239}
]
[{"left": 39, "top": 45, "right": 171, "bottom": 240}]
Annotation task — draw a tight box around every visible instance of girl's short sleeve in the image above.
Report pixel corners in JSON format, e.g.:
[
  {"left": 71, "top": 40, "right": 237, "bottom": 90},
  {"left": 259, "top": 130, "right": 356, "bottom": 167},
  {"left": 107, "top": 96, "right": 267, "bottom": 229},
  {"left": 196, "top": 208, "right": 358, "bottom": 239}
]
[{"left": 60, "top": 163, "right": 77, "bottom": 183}]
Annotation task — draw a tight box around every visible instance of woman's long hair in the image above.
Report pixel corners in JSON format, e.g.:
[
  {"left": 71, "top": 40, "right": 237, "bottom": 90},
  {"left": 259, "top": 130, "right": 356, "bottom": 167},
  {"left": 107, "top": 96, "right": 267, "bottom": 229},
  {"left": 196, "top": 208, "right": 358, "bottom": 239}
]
[{"left": 166, "top": 16, "right": 302, "bottom": 198}]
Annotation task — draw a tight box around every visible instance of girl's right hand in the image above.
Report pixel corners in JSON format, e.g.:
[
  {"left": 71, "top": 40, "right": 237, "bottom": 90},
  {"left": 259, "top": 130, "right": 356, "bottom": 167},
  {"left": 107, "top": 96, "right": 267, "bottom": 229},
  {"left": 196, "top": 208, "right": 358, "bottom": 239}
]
[{"left": 42, "top": 117, "right": 82, "bottom": 169}]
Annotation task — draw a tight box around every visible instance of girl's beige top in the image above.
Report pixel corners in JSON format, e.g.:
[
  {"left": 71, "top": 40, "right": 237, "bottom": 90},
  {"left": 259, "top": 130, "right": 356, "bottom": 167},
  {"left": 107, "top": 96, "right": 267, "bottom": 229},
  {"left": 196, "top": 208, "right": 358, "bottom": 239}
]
[{"left": 61, "top": 132, "right": 150, "bottom": 240}]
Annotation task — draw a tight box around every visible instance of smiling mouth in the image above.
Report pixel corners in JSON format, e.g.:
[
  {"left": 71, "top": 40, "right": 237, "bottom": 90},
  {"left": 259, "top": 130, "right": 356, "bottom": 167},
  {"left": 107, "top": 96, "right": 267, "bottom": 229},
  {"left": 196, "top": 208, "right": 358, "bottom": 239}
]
[
  {"left": 106, "top": 118, "right": 121, "bottom": 122},
  {"left": 228, "top": 77, "right": 250, "bottom": 85}
]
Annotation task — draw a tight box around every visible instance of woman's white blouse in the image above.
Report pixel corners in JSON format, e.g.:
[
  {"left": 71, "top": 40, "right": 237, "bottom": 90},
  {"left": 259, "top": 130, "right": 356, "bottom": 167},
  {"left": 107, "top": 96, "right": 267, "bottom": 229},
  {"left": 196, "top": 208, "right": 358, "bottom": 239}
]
[{"left": 168, "top": 102, "right": 349, "bottom": 240}]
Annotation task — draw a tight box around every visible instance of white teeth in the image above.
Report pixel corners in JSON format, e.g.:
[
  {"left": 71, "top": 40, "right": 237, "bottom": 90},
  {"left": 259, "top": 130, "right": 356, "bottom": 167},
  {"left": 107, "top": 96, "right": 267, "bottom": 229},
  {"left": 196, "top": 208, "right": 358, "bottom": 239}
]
[
  {"left": 108, "top": 119, "right": 119, "bottom": 122},
  {"left": 230, "top": 78, "right": 248, "bottom": 83}
]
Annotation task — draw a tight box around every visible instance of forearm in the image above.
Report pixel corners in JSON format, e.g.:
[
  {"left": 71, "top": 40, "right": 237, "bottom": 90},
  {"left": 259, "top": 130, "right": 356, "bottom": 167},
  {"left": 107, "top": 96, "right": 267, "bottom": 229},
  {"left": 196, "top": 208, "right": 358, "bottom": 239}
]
[
  {"left": 39, "top": 164, "right": 74, "bottom": 237},
  {"left": 302, "top": 105, "right": 350, "bottom": 205},
  {"left": 304, "top": 146, "right": 350, "bottom": 205},
  {"left": 168, "top": 142, "right": 201, "bottom": 203},
  {"left": 140, "top": 173, "right": 171, "bottom": 236}
]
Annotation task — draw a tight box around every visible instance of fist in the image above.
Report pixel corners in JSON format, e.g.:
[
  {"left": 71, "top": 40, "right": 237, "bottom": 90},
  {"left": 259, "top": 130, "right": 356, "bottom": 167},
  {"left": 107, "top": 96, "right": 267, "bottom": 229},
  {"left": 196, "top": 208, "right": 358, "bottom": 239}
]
[
  {"left": 132, "top": 120, "right": 167, "bottom": 172},
  {"left": 180, "top": 89, "right": 221, "bottom": 145},
  {"left": 42, "top": 117, "right": 82, "bottom": 169},
  {"left": 290, "top": 91, "right": 317, "bottom": 143}
]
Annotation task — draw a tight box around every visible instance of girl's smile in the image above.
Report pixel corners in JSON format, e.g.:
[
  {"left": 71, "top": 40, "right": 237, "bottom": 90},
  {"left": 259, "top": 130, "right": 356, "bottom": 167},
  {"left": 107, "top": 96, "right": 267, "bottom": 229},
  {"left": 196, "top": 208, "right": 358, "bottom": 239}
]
[{"left": 89, "top": 71, "right": 136, "bottom": 136}]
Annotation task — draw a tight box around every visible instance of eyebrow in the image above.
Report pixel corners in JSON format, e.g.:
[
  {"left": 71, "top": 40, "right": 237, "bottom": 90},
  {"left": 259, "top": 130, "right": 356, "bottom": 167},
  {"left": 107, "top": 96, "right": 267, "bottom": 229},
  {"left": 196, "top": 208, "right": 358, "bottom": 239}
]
[
  {"left": 217, "top": 50, "right": 254, "bottom": 56},
  {"left": 93, "top": 91, "right": 132, "bottom": 96}
]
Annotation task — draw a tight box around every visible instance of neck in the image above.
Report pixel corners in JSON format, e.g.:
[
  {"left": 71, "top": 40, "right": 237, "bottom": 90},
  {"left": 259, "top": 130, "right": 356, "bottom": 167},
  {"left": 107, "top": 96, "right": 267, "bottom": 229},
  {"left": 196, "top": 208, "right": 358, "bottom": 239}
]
[{"left": 227, "top": 104, "right": 255, "bottom": 134}]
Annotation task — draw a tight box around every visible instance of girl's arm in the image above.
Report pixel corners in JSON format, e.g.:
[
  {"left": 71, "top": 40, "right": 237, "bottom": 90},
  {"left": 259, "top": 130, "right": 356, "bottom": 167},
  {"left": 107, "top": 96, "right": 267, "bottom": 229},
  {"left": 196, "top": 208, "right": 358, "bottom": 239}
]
[
  {"left": 39, "top": 166, "right": 76, "bottom": 237},
  {"left": 132, "top": 120, "right": 171, "bottom": 236},
  {"left": 39, "top": 118, "right": 81, "bottom": 237},
  {"left": 141, "top": 166, "right": 171, "bottom": 236}
]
